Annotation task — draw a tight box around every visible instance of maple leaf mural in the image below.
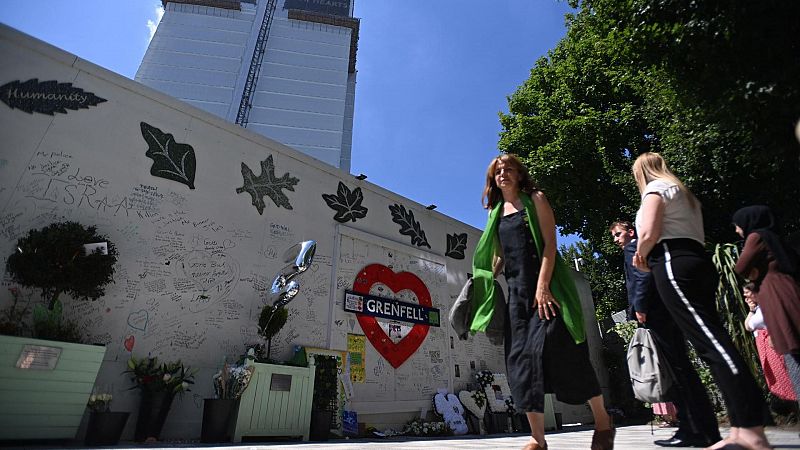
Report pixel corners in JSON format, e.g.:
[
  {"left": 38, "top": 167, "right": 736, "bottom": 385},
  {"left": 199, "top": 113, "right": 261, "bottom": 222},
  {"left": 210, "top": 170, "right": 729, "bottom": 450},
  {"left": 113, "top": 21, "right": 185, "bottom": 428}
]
[
  {"left": 321, "top": 181, "right": 368, "bottom": 223},
  {"left": 140, "top": 122, "right": 196, "bottom": 189},
  {"left": 235, "top": 155, "right": 299, "bottom": 214},
  {"left": 445, "top": 233, "right": 468, "bottom": 259}
]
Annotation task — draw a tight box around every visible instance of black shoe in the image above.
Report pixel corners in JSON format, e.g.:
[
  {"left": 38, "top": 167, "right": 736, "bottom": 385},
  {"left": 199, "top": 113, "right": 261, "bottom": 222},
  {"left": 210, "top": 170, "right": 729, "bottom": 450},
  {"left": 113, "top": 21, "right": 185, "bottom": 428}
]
[{"left": 654, "top": 433, "right": 715, "bottom": 447}]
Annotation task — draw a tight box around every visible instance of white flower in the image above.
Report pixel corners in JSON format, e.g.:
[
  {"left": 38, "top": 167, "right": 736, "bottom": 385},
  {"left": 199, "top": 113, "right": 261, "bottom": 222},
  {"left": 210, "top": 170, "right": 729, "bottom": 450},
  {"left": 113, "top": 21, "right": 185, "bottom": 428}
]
[
  {"left": 163, "top": 373, "right": 172, "bottom": 382},
  {"left": 181, "top": 381, "right": 189, "bottom": 390},
  {"left": 89, "top": 394, "right": 97, "bottom": 402}
]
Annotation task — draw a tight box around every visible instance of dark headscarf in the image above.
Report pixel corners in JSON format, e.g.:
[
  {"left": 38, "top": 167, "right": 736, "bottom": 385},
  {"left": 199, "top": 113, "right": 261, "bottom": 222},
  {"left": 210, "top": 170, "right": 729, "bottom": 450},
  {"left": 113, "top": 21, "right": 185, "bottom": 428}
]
[{"left": 732, "top": 205, "right": 797, "bottom": 275}]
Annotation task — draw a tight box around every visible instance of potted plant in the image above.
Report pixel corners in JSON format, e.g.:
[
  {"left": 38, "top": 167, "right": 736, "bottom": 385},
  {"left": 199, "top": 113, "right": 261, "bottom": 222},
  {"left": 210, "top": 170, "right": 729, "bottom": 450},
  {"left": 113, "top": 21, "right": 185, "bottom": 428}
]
[
  {"left": 200, "top": 362, "right": 254, "bottom": 443},
  {"left": 309, "top": 354, "right": 338, "bottom": 441},
  {"left": 0, "top": 221, "right": 117, "bottom": 440},
  {"left": 125, "top": 355, "right": 196, "bottom": 442},
  {"left": 84, "top": 391, "right": 130, "bottom": 446},
  {"left": 228, "top": 241, "right": 320, "bottom": 442}
]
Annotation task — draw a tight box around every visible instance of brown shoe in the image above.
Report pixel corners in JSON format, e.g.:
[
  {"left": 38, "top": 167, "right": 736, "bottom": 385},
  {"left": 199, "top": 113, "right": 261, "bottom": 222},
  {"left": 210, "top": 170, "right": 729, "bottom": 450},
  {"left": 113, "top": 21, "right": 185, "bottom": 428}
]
[{"left": 591, "top": 427, "right": 615, "bottom": 450}]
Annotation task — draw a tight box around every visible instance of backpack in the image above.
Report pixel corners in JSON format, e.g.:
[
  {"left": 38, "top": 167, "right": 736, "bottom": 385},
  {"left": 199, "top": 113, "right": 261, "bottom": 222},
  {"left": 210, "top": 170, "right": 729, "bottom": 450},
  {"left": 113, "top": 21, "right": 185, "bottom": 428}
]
[{"left": 626, "top": 327, "right": 674, "bottom": 403}]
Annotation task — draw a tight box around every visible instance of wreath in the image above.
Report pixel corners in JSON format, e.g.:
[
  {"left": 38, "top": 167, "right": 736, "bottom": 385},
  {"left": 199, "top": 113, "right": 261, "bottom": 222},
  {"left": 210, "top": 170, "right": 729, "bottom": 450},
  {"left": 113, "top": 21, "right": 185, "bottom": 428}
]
[{"left": 482, "top": 373, "right": 514, "bottom": 413}]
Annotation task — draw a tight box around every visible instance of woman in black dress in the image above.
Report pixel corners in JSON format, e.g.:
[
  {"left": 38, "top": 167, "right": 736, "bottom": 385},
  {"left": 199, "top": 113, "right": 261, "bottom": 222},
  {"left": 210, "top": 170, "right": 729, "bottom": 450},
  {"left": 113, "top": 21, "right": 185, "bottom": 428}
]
[{"left": 471, "top": 154, "right": 614, "bottom": 450}]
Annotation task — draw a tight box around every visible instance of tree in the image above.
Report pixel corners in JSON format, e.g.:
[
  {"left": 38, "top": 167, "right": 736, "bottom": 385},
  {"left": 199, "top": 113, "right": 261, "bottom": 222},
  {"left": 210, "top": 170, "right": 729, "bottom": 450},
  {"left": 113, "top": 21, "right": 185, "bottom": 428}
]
[
  {"left": 561, "top": 241, "right": 626, "bottom": 322},
  {"left": 499, "top": 0, "right": 800, "bottom": 248}
]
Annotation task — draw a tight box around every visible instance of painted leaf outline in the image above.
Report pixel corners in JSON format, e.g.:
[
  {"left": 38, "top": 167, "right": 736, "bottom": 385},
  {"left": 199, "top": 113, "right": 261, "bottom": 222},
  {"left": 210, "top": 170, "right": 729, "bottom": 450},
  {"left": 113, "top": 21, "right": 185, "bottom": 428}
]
[
  {"left": 140, "top": 122, "right": 196, "bottom": 189},
  {"left": 0, "top": 79, "right": 106, "bottom": 115},
  {"left": 445, "top": 233, "right": 468, "bottom": 259},
  {"left": 321, "top": 181, "right": 368, "bottom": 222},
  {"left": 388, "top": 203, "right": 431, "bottom": 248},
  {"left": 235, "top": 155, "right": 299, "bottom": 215}
]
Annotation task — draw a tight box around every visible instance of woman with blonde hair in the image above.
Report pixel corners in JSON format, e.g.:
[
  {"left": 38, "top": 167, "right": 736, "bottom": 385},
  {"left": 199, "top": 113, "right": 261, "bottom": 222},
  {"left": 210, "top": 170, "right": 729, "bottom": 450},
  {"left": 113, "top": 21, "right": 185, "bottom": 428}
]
[
  {"left": 471, "top": 154, "right": 614, "bottom": 450},
  {"left": 631, "top": 152, "right": 771, "bottom": 450}
]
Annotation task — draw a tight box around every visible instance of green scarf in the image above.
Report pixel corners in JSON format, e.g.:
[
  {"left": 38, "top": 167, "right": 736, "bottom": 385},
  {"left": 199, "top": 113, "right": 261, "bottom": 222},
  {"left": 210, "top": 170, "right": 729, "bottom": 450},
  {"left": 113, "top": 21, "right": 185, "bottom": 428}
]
[{"left": 470, "top": 192, "right": 586, "bottom": 344}]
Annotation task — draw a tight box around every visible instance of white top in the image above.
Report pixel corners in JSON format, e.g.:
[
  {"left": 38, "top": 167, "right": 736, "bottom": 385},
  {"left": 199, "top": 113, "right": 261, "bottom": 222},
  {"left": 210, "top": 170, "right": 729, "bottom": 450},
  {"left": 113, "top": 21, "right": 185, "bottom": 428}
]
[
  {"left": 748, "top": 306, "right": 766, "bottom": 336},
  {"left": 636, "top": 179, "right": 705, "bottom": 244}
]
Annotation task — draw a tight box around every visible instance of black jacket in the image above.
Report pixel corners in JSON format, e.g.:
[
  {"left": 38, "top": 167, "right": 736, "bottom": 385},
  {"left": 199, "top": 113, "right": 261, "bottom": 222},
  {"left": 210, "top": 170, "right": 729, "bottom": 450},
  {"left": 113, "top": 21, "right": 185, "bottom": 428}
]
[{"left": 623, "top": 239, "right": 658, "bottom": 320}]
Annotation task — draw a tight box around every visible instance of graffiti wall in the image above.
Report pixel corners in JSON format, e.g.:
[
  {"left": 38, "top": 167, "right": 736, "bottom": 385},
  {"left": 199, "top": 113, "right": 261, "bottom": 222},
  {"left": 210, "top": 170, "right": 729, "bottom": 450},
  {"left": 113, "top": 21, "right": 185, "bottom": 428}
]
[{"left": 0, "top": 25, "right": 603, "bottom": 438}]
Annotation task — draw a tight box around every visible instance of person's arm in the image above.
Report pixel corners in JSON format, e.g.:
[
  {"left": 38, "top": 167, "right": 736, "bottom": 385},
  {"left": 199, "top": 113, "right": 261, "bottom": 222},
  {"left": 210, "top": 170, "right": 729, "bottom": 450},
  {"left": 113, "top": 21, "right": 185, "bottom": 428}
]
[
  {"left": 492, "top": 254, "right": 504, "bottom": 278},
  {"left": 735, "top": 233, "right": 766, "bottom": 281},
  {"left": 633, "top": 193, "right": 664, "bottom": 272},
  {"left": 531, "top": 191, "right": 559, "bottom": 319},
  {"left": 625, "top": 243, "right": 652, "bottom": 323},
  {"left": 744, "top": 311, "right": 755, "bottom": 332}
]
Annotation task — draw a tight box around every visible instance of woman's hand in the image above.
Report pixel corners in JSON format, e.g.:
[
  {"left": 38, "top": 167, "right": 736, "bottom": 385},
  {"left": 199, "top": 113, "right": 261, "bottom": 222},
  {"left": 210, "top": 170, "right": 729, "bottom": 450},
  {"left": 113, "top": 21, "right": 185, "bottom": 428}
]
[
  {"left": 632, "top": 251, "right": 651, "bottom": 272},
  {"left": 534, "top": 285, "right": 560, "bottom": 320}
]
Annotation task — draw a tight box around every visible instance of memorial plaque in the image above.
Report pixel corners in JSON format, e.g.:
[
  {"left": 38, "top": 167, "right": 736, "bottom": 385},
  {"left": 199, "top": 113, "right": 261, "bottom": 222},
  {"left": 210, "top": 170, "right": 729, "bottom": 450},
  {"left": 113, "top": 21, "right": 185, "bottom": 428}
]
[{"left": 16, "top": 345, "right": 62, "bottom": 370}]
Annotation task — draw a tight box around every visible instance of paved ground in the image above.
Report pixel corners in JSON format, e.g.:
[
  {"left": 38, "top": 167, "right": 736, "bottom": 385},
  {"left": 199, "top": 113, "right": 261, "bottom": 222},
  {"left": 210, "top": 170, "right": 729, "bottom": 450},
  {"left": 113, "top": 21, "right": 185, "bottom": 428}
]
[{"left": 13, "top": 425, "right": 799, "bottom": 450}]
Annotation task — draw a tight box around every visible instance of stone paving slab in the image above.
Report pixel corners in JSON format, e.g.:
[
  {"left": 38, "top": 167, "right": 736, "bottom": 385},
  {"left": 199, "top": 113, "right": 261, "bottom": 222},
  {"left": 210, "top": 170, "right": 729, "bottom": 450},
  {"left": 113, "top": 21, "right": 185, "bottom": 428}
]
[{"left": 10, "top": 425, "right": 799, "bottom": 449}]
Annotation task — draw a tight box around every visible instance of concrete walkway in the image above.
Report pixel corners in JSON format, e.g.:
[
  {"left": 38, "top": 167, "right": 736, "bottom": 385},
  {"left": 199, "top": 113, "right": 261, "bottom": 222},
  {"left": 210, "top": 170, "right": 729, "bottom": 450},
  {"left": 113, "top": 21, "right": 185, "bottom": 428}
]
[{"left": 25, "top": 425, "right": 798, "bottom": 450}]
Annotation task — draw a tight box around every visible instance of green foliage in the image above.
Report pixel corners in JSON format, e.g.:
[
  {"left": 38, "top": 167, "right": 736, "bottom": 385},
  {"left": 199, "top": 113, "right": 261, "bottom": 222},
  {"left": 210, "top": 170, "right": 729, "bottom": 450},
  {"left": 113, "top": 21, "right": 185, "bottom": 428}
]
[
  {"left": 312, "top": 355, "right": 339, "bottom": 411},
  {"left": 0, "top": 287, "right": 31, "bottom": 337},
  {"left": 5, "top": 222, "right": 118, "bottom": 343},
  {"left": 6, "top": 222, "right": 119, "bottom": 309},
  {"left": 258, "top": 306, "right": 288, "bottom": 361},
  {"left": 499, "top": 1, "right": 800, "bottom": 246},
  {"left": 608, "top": 320, "right": 638, "bottom": 346},
  {"left": 601, "top": 328, "right": 651, "bottom": 423},
  {"left": 31, "top": 300, "right": 83, "bottom": 343},
  {"left": 686, "top": 345, "right": 724, "bottom": 414},
  {"left": 125, "top": 356, "right": 197, "bottom": 394},
  {"left": 561, "top": 241, "right": 626, "bottom": 321},
  {"left": 712, "top": 243, "right": 763, "bottom": 390}
]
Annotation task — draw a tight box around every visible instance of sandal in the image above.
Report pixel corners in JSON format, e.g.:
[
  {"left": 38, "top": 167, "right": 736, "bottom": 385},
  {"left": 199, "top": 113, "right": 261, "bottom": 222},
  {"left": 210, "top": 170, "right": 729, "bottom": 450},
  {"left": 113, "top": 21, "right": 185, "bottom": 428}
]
[{"left": 590, "top": 427, "right": 615, "bottom": 450}]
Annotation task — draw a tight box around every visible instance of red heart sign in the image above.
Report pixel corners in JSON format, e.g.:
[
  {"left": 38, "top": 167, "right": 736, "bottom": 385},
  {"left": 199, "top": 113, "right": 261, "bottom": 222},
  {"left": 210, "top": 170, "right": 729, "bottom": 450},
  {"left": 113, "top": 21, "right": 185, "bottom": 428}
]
[
  {"left": 353, "top": 264, "right": 431, "bottom": 369},
  {"left": 124, "top": 335, "right": 135, "bottom": 352}
]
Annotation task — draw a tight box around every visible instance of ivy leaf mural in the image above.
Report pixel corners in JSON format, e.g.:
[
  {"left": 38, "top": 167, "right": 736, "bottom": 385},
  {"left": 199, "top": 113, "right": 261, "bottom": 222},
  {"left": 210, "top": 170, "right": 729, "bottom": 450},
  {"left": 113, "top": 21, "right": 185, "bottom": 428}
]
[
  {"left": 389, "top": 203, "right": 431, "bottom": 248},
  {"left": 140, "top": 122, "right": 196, "bottom": 189},
  {"left": 445, "top": 233, "right": 468, "bottom": 259},
  {"left": 235, "top": 155, "right": 299, "bottom": 214},
  {"left": 321, "top": 182, "right": 368, "bottom": 223},
  {"left": 0, "top": 79, "right": 106, "bottom": 115}
]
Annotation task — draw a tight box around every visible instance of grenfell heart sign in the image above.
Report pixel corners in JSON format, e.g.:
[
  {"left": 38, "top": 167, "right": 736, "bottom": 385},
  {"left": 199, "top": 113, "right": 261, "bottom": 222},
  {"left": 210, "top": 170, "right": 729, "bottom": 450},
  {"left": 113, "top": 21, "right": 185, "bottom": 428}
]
[{"left": 347, "top": 264, "right": 439, "bottom": 368}]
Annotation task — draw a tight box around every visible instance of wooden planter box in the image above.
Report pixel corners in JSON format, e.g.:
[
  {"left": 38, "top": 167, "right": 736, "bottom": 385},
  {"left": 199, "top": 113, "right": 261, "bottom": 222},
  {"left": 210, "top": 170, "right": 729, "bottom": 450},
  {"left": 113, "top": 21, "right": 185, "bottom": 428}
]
[
  {"left": 0, "top": 335, "right": 106, "bottom": 440},
  {"left": 232, "top": 361, "right": 315, "bottom": 442}
]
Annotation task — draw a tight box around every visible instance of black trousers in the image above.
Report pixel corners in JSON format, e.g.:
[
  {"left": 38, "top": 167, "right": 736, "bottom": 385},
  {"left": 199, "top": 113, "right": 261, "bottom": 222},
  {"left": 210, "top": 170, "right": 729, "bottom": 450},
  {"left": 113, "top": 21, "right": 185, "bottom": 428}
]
[
  {"left": 646, "top": 307, "right": 721, "bottom": 441},
  {"left": 649, "top": 239, "right": 766, "bottom": 428}
]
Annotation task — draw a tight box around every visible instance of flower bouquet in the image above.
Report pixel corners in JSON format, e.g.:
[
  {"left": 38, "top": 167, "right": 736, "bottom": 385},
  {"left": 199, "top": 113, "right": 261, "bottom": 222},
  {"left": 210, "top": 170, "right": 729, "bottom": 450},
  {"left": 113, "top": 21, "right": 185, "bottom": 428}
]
[
  {"left": 404, "top": 418, "right": 452, "bottom": 437},
  {"left": 212, "top": 363, "right": 254, "bottom": 400},
  {"left": 201, "top": 362, "right": 254, "bottom": 443},
  {"left": 85, "top": 391, "right": 130, "bottom": 446},
  {"left": 475, "top": 370, "right": 494, "bottom": 387},
  {"left": 87, "top": 393, "right": 113, "bottom": 413},
  {"left": 125, "top": 356, "right": 196, "bottom": 442}
]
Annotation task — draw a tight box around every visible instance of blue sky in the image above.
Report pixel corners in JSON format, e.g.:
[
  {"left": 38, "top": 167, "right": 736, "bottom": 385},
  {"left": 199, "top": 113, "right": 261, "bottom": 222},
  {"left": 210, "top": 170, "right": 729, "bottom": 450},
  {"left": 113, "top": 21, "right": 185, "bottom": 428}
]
[{"left": 0, "top": 1, "right": 578, "bottom": 243}]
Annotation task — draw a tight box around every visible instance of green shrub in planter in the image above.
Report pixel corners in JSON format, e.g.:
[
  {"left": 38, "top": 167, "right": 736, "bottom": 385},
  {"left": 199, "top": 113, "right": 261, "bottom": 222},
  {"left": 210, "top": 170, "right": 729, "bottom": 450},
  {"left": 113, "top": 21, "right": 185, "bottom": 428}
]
[{"left": 4, "top": 221, "right": 118, "bottom": 343}]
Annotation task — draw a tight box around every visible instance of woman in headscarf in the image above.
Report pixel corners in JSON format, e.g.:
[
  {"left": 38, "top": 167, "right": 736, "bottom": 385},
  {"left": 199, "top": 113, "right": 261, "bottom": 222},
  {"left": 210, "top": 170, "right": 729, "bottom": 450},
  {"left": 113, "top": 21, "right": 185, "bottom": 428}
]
[
  {"left": 632, "top": 153, "right": 771, "bottom": 450},
  {"left": 471, "top": 154, "right": 614, "bottom": 450},
  {"left": 733, "top": 205, "right": 800, "bottom": 407}
]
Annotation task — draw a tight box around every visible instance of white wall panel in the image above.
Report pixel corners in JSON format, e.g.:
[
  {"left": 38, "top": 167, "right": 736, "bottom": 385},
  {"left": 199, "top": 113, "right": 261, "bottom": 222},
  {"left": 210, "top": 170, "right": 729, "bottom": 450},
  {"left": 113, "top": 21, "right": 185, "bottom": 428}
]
[
  {"left": 248, "top": 106, "right": 342, "bottom": 131},
  {"left": 251, "top": 91, "right": 344, "bottom": 115}
]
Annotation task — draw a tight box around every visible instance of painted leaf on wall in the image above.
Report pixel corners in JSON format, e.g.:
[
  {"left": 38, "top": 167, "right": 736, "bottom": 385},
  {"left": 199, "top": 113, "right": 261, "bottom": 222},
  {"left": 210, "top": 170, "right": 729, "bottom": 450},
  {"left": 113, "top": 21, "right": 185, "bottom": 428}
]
[
  {"left": 236, "top": 155, "right": 299, "bottom": 214},
  {"left": 389, "top": 203, "right": 431, "bottom": 248},
  {"left": 140, "top": 122, "right": 196, "bottom": 189},
  {"left": 0, "top": 79, "right": 106, "bottom": 115},
  {"left": 445, "top": 233, "right": 468, "bottom": 259},
  {"left": 321, "top": 181, "right": 368, "bottom": 223}
]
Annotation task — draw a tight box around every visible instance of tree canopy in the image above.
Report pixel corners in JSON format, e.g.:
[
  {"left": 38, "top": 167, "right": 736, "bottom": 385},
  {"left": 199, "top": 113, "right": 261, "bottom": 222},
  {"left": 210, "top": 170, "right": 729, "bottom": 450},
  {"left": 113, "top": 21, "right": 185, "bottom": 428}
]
[{"left": 499, "top": 0, "right": 800, "bottom": 249}]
